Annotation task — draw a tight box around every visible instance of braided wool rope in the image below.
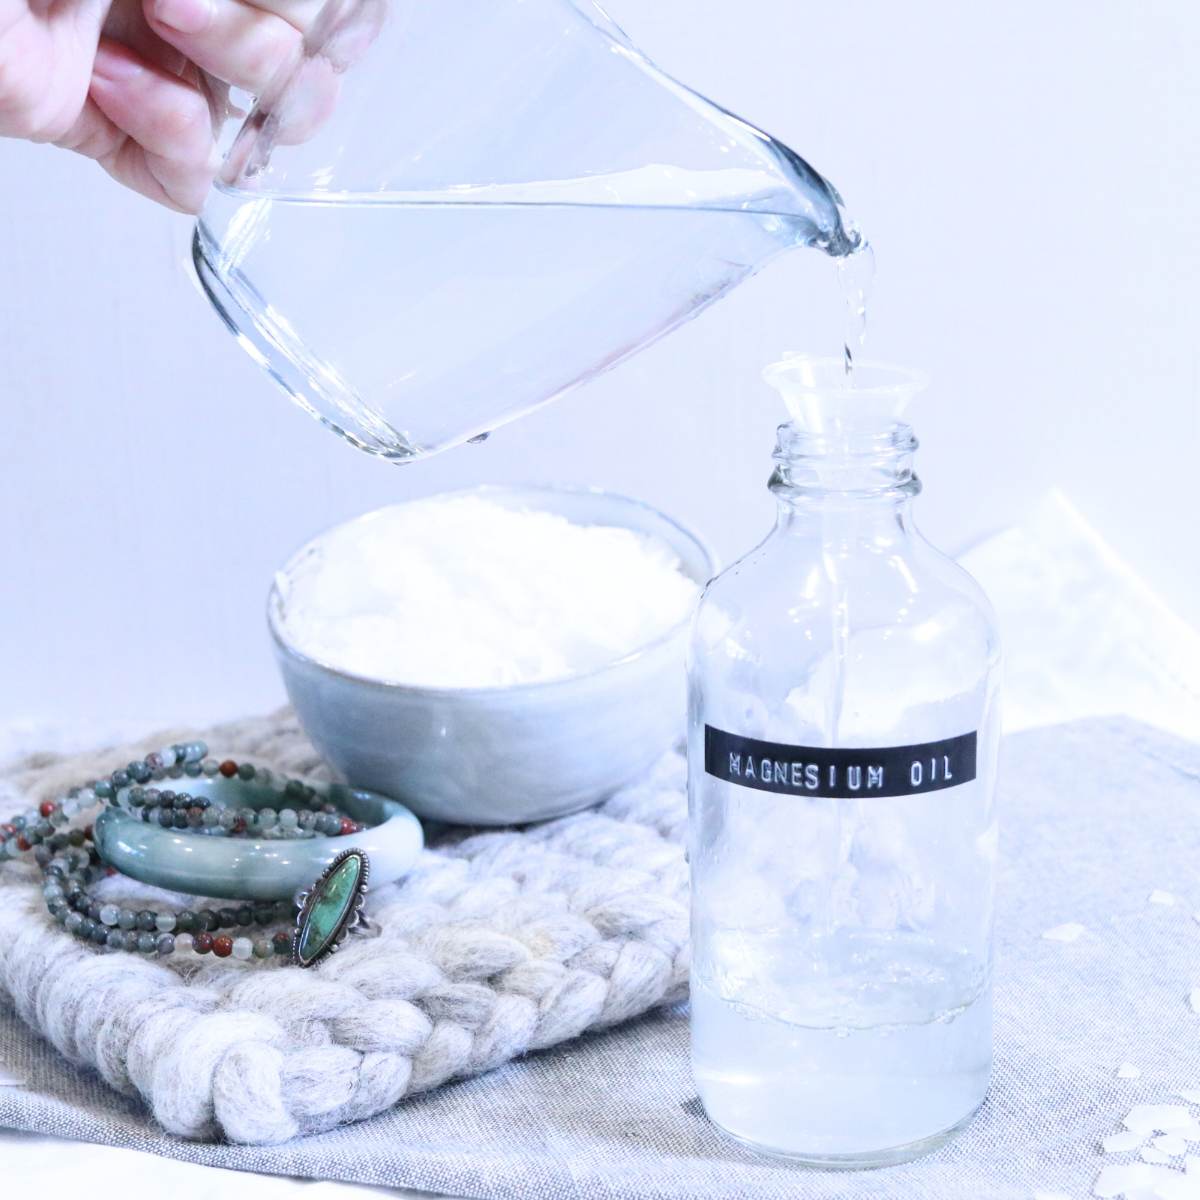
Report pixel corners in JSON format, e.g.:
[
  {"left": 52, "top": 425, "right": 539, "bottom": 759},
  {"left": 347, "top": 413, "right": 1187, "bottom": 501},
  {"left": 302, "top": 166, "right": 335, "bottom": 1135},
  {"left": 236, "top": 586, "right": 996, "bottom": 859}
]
[{"left": 0, "top": 710, "right": 690, "bottom": 1144}]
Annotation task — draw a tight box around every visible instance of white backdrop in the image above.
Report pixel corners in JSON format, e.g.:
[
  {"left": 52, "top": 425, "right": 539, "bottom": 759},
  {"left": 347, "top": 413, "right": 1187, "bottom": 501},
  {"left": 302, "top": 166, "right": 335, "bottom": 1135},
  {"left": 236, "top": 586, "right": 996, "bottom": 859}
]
[{"left": 1, "top": 0, "right": 1197, "bottom": 740}]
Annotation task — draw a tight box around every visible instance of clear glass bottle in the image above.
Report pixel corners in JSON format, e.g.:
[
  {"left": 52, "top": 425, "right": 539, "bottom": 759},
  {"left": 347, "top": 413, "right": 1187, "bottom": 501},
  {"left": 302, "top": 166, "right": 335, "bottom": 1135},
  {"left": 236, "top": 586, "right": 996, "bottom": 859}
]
[{"left": 687, "top": 358, "right": 1001, "bottom": 1168}]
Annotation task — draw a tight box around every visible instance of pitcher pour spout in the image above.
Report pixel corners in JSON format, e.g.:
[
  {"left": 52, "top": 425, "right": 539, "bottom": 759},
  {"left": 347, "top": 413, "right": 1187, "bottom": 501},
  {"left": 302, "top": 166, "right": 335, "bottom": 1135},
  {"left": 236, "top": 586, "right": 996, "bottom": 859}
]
[{"left": 771, "top": 141, "right": 864, "bottom": 259}]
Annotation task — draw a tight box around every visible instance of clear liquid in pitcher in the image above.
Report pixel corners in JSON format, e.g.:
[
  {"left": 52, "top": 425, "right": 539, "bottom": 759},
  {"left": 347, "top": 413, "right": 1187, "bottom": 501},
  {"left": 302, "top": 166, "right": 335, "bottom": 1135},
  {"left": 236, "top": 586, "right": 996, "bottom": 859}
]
[{"left": 196, "top": 181, "right": 852, "bottom": 460}]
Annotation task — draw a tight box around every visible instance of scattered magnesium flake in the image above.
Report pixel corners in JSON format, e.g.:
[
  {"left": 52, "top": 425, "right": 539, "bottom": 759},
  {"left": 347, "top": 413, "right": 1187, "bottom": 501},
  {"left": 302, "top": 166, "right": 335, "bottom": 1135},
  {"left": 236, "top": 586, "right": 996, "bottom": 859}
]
[
  {"left": 1118, "top": 1063, "right": 1144, "bottom": 1079},
  {"left": 1141, "top": 1146, "right": 1174, "bottom": 1163},
  {"left": 1150, "top": 890, "right": 1178, "bottom": 906},
  {"left": 1156, "top": 1136, "right": 1189, "bottom": 1156},
  {"left": 1093, "top": 1162, "right": 1190, "bottom": 1198},
  {"left": 1043, "top": 922, "right": 1087, "bottom": 942},
  {"left": 1189, "top": 989, "right": 1200, "bottom": 1015},
  {"left": 1178, "top": 1091, "right": 1200, "bottom": 1104},
  {"left": 1104, "top": 1130, "right": 1147, "bottom": 1153},
  {"left": 1124, "top": 1105, "right": 1195, "bottom": 1135}
]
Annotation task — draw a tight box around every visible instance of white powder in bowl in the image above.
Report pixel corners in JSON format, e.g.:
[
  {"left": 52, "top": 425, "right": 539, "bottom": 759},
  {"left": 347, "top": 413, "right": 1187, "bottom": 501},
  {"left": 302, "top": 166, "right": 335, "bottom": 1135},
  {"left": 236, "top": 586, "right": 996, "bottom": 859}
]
[{"left": 276, "top": 495, "right": 702, "bottom": 688}]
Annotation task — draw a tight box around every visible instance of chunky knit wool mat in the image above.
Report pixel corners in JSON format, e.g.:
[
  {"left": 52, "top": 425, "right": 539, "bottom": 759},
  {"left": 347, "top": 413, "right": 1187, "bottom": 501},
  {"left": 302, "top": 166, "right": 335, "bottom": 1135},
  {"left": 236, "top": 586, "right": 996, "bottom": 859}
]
[{"left": 0, "top": 710, "right": 688, "bottom": 1145}]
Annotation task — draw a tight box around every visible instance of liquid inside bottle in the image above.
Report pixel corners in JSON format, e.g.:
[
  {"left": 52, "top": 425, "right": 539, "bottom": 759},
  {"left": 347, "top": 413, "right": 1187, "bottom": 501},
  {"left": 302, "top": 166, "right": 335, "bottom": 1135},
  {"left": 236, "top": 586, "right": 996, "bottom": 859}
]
[{"left": 690, "top": 855, "right": 994, "bottom": 1164}]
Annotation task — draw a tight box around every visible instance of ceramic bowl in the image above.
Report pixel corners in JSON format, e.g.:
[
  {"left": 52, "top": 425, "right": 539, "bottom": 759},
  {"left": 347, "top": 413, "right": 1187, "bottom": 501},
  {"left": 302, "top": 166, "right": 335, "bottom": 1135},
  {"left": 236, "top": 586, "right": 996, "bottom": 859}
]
[{"left": 268, "top": 485, "right": 715, "bottom": 825}]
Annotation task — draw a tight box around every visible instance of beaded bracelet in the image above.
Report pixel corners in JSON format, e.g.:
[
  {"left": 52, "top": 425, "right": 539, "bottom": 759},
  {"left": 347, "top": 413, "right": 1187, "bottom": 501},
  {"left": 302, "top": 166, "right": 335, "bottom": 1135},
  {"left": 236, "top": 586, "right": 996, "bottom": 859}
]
[
  {"left": 121, "top": 781, "right": 362, "bottom": 840},
  {"left": 41, "top": 834, "right": 299, "bottom": 960},
  {"left": 0, "top": 740, "right": 213, "bottom": 861},
  {"left": 40, "top": 828, "right": 375, "bottom": 964},
  {"left": 0, "top": 742, "right": 365, "bottom": 864},
  {"left": 0, "top": 741, "right": 412, "bottom": 963}
]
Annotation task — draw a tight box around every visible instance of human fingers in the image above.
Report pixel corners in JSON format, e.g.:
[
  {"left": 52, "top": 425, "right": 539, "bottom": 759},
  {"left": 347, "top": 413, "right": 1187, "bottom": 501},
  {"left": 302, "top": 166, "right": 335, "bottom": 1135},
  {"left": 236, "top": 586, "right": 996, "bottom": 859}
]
[
  {"left": 86, "top": 40, "right": 219, "bottom": 211},
  {"left": 217, "top": 0, "right": 383, "bottom": 161},
  {"left": 143, "top": 0, "right": 313, "bottom": 94}
]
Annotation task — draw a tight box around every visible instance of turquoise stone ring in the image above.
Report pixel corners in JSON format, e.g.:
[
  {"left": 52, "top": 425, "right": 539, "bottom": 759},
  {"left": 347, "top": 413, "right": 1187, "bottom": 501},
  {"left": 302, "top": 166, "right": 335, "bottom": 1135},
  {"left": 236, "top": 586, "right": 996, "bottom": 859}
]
[{"left": 293, "top": 848, "right": 371, "bottom": 967}]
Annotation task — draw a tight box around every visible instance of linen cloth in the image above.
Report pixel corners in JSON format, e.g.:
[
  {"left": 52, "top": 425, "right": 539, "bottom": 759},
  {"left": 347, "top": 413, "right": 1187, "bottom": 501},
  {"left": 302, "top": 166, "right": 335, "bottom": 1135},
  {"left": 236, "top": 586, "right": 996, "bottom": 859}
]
[{"left": 2, "top": 716, "right": 1199, "bottom": 1199}]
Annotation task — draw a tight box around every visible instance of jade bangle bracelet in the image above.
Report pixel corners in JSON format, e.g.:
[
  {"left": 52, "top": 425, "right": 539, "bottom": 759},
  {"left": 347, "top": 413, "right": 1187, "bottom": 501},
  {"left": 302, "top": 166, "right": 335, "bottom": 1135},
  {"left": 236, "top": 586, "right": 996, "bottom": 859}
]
[{"left": 93, "top": 778, "right": 423, "bottom": 901}]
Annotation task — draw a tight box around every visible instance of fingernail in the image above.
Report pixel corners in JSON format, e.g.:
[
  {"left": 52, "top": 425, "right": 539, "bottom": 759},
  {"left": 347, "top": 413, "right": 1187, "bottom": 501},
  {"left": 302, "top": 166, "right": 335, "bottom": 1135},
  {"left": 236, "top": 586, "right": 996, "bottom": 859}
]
[
  {"left": 151, "top": 0, "right": 212, "bottom": 34},
  {"left": 92, "top": 46, "right": 145, "bottom": 84}
]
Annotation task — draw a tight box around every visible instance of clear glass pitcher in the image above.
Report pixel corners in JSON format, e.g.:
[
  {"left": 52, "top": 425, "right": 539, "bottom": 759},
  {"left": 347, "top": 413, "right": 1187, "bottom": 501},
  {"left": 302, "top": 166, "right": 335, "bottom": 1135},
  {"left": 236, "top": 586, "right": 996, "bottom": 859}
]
[{"left": 193, "top": 0, "right": 864, "bottom": 461}]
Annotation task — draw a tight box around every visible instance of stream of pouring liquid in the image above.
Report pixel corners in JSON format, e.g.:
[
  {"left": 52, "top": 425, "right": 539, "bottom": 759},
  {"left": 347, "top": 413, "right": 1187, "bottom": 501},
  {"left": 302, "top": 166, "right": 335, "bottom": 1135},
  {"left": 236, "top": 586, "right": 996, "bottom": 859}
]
[
  {"left": 824, "top": 240, "right": 876, "bottom": 934},
  {"left": 838, "top": 243, "right": 876, "bottom": 378}
]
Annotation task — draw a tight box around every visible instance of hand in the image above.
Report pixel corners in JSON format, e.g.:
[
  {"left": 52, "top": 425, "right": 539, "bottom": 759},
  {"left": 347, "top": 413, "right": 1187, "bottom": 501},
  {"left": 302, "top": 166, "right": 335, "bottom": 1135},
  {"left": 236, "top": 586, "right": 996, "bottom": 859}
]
[{"left": 0, "top": 0, "right": 323, "bottom": 211}]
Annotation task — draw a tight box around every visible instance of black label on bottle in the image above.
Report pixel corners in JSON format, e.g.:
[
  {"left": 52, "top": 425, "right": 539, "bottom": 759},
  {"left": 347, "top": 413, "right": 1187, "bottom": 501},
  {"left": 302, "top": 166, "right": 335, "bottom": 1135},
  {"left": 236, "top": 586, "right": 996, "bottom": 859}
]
[{"left": 704, "top": 726, "right": 978, "bottom": 798}]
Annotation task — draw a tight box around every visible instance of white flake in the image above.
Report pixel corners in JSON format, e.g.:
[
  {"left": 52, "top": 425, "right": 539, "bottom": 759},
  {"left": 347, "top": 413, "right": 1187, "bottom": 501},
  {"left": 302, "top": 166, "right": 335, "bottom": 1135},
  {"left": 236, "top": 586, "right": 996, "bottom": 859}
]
[
  {"left": 1034, "top": 1192, "right": 1073, "bottom": 1200},
  {"left": 1188, "top": 1155, "right": 1200, "bottom": 1175},
  {"left": 1043, "top": 922, "right": 1087, "bottom": 943},
  {"left": 1194, "top": 912, "right": 1200, "bottom": 926},
  {"left": 1176, "top": 1122, "right": 1200, "bottom": 1143},
  {"left": 1105, "top": 1130, "right": 1147, "bottom": 1152},
  {"left": 1093, "top": 1162, "right": 1186, "bottom": 1198},
  {"left": 1160, "top": 1175, "right": 1200, "bottom": 1199},
  {"left": 1150, "top": 890, "right": 1178, "bottom": 906},
  {"left": 0, "top": 1069, "right": 25, "bottom": 1086},
  {"left": 1124, "top": 1105, "right": 1195, "bottom": 1135},
  {"left": 1142, "top": 1147, "right": 1174, "bottom": 1164},
  {"left": 1118, "top": 1063, "right": 1144, "bottom": 1079},
  {"left": 1190, "top": 990, "right": 1200, "bottom": 1015},
  {"left": 1157, "top": 1136, "right": 1189, "bottom": 1156},
  {"left": 1178, "top": 1091, "right": 1200, "bottom": 1104}
]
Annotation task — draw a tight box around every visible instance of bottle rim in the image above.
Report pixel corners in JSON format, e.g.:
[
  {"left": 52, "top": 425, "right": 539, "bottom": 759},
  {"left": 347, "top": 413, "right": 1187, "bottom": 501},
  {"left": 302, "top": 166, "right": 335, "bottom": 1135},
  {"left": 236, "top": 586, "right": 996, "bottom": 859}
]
[{"left": 773, "top": 422, "right": 919, "bottom": 463}]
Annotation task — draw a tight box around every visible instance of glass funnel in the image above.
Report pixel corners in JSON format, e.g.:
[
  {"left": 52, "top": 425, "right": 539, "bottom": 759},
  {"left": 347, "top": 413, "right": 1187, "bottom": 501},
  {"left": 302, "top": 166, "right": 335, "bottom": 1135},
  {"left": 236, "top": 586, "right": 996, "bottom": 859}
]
[{"left": 193, "top": 0, "right": 864, "bottom": 461}]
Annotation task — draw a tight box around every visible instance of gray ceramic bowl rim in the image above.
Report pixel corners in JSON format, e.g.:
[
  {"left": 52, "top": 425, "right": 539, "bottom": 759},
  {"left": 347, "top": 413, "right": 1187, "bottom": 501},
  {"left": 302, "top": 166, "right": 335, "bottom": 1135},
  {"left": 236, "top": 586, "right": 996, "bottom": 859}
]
[{"left": 267, "top": 483, "right": 717, "bottom": 699}]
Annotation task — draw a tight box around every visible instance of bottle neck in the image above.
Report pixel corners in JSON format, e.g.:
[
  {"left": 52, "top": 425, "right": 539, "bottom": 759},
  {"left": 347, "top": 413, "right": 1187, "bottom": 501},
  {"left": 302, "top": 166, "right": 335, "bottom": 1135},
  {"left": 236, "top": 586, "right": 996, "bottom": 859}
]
[{"left": 769, "top": 423, "right": 921, "bottom": 531}]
